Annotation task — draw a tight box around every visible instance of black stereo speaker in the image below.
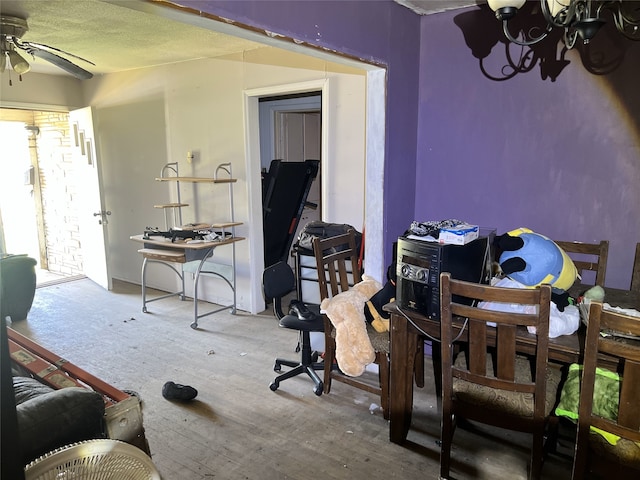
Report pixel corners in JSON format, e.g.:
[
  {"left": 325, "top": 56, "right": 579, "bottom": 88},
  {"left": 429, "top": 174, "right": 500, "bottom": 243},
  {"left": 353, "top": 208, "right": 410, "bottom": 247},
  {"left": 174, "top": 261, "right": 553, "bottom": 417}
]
[{"left": 396, "top": 231, "right": 495, "bottom": 319}]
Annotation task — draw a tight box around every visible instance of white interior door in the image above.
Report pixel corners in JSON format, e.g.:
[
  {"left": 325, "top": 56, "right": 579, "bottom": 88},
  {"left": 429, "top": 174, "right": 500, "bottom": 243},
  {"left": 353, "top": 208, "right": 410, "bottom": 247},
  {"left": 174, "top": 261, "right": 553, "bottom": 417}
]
[
  {"left": 69, "top": 107, "right": 112, "bottom": 290},
  {"left": 274, "top": 111, "right": 321, "bottom": 242}
]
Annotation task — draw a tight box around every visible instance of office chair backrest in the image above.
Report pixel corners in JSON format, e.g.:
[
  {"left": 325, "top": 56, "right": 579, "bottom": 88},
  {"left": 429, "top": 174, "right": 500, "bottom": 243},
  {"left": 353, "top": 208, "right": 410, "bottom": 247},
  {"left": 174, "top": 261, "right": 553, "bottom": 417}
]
[
  {"left": 262, "top": 261, "right": 296, "bottom": 320},
  {"left": 571, "top": 301, "right": 640, "bottom": 479},
  {"left": 555, "top": 240, "right": 609, "bottom": 287},
  {"left": 313, "top": 230, "right": 362, "bottom": 301}
]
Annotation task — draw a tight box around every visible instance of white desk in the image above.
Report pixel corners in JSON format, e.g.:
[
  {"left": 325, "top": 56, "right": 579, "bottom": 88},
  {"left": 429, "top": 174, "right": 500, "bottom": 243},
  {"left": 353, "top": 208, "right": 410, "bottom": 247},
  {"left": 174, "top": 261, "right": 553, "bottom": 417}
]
[{"left": 130, "top": 233, "right": 244, "bottom": 329}]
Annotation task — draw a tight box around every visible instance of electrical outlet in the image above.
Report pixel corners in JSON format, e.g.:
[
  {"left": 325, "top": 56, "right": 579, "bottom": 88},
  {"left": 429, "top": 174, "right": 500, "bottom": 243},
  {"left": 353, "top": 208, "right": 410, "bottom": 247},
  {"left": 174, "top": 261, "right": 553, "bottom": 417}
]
[{"left": 187, "top": 151, "right": 194, "bottom": 164}]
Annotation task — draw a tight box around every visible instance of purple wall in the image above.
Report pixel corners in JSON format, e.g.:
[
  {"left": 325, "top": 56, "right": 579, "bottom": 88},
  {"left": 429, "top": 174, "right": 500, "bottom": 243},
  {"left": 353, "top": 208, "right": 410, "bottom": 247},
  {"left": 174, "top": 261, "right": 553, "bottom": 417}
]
[
  {"left": 417, "top": 6, "right": 640, "bottom": 289},
  {"left": 179, "top": 1, "right": 638, "bottom": 289}
]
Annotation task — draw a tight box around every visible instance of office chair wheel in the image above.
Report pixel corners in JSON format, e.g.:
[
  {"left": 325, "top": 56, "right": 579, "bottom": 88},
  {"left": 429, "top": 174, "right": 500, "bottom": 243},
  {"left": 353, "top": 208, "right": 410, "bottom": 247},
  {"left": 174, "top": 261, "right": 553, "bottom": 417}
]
[
  {"left": 142, "top": 306, "right": 148, "bottom": 313},
  {"left": 190, "top": 322, "right": 198, "bottom": 329},
  {"left": 269, "top": 381, "right": 279, "bottom": 391},
  {"left": 274, "top": 364, "right": 282, "bottom": 373},
  {"left": 313, "top": 382, "right": 323, "bottom": 396}
]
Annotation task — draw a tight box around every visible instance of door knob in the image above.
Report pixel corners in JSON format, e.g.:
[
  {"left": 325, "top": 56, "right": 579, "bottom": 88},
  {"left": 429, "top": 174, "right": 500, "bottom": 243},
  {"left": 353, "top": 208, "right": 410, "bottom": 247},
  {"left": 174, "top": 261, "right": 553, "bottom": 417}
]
[{"left": 93, "top": 210, "right": 111, "bottom": 224}]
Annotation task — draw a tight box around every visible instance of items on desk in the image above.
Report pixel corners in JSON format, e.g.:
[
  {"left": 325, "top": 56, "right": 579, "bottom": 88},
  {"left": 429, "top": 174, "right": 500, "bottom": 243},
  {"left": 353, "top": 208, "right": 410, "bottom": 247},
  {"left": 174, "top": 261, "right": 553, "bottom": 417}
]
[
  {"left": 143, "top": 226, "right": 231, "bottom": 243},
  {"left": 437, "top": 224, "right": 479, "bottom": 245},
  {"left": 405, "top": 219, "right": 467, "bottom": 239}
]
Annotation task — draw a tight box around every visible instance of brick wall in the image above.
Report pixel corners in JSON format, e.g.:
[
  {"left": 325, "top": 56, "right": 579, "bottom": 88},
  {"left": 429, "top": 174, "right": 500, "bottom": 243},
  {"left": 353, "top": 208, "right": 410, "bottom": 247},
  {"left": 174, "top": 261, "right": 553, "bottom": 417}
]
[{"left": 33, "top": 111, "right": 84, "bottom": 276}]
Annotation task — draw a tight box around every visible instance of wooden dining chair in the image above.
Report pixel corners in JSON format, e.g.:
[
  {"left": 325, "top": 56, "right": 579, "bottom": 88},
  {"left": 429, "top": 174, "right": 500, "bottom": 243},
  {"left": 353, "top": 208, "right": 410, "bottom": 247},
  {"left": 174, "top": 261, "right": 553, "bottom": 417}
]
[
  {"left": 630, "top": 242, "right": 640, "bottom": 293},
  {"left": 439, "top": 272, "right": 560, "bottom": 480},
  {"left": 312, "top": 231, "right": 391, "bottom": 417},
  {"left": 555, "top": 240, "right": 609, "bottom": 288},
  {"left": 571, "top": 301, "right": 640, "bottom": 479},
  {"left": 313, "top": 231, "right": 425, "bottom": 419}
]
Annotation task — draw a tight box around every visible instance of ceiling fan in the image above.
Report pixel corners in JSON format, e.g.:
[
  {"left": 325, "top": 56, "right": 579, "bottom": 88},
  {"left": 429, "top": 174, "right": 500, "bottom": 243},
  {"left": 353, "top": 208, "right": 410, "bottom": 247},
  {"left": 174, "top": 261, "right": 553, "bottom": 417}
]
[{"left": 0, "top": 14, "right": 94, "bottom": 80}]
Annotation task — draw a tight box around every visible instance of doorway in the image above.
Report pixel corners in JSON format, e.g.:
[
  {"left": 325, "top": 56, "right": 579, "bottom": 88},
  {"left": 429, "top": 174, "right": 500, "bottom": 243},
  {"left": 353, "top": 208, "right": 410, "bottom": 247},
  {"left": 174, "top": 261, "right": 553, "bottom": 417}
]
[
  {"left": 259, "top": 92, "right": 322, "bottom": 267},
  {"left": 0, "top": 109, "right": 84, "bottom": 286}
]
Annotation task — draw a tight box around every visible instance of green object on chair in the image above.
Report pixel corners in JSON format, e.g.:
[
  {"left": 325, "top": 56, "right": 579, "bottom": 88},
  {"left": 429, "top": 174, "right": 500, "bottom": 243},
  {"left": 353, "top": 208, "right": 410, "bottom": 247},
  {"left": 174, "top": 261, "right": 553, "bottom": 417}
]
[{"left": 555, "top": 363, "right": 621, "bottom": 444}]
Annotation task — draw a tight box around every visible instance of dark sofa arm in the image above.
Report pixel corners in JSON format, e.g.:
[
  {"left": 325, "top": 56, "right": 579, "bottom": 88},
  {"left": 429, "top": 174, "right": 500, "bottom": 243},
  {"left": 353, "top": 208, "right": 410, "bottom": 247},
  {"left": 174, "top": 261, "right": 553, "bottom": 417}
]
[{"left": 15, "top": 379, "right": 106, "bottom": 463}]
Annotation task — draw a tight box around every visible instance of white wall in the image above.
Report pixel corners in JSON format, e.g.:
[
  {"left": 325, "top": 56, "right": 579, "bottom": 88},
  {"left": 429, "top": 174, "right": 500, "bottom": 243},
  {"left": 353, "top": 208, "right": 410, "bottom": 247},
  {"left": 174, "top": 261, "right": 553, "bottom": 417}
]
[
  {"left": 82, "top": 46, "right": 366, "bottom": 314},
  {"left": 0, "top": 71, "right": 84, "bottom": 110}
]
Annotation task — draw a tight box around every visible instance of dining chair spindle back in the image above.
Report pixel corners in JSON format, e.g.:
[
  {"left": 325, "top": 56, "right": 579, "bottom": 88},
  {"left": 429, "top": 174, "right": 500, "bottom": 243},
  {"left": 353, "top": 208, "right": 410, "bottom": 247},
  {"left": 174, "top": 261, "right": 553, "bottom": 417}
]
[
  {"left": 571, "top": 301, "right": 640, "bottom": 479},
  {"left": 439, "top": 272, "right": 560, "bottom": 480}
]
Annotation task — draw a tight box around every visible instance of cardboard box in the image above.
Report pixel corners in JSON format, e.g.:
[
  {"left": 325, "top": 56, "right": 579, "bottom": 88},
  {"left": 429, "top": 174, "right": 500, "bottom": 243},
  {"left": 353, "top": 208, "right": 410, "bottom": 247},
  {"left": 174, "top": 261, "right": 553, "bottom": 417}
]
[{"left": 438, "top": 224, "right": 479, "bottom": 245}]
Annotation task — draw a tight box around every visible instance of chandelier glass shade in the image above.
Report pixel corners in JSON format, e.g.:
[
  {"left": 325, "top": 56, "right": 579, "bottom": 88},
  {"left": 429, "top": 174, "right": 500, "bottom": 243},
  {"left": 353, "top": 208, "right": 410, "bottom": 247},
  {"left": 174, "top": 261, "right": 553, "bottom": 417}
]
[{"left": 487, "top": 0, "right": 640, "bottom": 49}]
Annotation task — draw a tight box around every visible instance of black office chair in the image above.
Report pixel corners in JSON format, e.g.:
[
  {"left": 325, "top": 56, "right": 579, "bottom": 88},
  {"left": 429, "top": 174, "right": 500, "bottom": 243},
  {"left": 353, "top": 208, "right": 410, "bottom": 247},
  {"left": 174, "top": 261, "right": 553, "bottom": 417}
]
[{"left": 262, "top": 261, "right": 325, "bottom": 396}]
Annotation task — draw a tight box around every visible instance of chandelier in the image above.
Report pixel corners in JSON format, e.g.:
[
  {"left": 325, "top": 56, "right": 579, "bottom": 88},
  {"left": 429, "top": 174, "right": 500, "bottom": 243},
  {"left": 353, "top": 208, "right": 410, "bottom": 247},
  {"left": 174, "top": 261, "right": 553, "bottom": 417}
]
[{"left": 487, "top": 0, "right": 640, "bottom": 49}]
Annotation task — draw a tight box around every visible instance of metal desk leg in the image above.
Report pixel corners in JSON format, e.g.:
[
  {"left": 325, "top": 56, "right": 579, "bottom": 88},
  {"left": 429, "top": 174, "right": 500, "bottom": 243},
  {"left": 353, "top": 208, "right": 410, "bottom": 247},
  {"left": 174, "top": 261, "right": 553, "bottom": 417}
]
[
  {"left": 141, "top": 257, "right": 148, "bottom": 313},
  {"left": 189, "top": 245, "right": 238, "bottom": 329},
  {"left": 140, "top": 257, "right": 185, "bottom": 314}
]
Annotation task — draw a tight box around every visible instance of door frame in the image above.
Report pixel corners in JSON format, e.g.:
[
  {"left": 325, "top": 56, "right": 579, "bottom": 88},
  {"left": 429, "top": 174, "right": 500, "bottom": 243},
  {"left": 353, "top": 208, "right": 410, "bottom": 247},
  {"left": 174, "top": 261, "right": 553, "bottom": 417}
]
[{"left": 243, "top": 72, "right": 386, "bottom": 314}]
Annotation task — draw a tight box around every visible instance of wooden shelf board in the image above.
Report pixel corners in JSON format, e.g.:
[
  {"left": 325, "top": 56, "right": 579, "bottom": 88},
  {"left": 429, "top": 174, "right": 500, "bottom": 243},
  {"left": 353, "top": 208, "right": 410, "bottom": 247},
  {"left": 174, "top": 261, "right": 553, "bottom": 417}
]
[
  {"left": 153, "top": 203, "right": 189, "bottom": 209},
  {"left": 155, "top": 177, "right": 237, "bottom": 184},
  {"left": 211, "top": 222, "right": 243, "bottom": 228}
]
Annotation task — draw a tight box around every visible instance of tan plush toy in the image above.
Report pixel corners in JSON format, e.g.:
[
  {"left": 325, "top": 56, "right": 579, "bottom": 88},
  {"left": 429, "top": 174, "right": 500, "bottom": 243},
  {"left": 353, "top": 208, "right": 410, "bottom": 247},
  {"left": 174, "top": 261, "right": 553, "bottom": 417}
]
[{"left": 320, "top": 275, "right": 383, "bottom": 377}]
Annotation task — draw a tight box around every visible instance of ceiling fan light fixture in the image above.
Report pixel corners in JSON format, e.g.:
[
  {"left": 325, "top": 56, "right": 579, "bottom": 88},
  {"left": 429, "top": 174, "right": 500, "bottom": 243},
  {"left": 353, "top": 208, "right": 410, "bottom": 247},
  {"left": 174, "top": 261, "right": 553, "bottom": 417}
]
[
  {"left": 1, "top": 14, "right": 93, "bottom": 81},
  {"left": 7, "top": 48, "right": 30, "bottom": 75}
]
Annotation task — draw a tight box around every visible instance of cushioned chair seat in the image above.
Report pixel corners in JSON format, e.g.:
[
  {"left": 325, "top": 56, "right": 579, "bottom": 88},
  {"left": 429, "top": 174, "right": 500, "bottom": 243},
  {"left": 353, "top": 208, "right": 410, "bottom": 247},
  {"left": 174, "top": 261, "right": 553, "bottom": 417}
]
[
  {"left": 13, "top": 376, "right": 106, "bottom": 463},
  {"left": 589, "top": 431, "right": 640, "bottom": 469},
  {"left": 453, "top": 353, "right": 561, "bottom": 418},
  {"left": 329, "top": 322, "right": 389, "bottom": 353}
]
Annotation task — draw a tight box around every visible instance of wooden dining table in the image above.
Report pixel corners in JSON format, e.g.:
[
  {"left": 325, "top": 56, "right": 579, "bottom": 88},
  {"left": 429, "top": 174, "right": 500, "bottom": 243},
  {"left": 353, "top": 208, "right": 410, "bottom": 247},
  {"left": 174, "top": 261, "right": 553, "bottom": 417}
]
[{"left": 385, "top": 284, "right": 639, "bottom": 444}]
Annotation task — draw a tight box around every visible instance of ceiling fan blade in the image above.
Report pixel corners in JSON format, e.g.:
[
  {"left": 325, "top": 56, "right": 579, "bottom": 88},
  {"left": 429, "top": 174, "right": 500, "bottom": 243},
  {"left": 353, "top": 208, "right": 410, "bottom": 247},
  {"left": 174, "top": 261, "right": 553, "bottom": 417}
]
[
  {"left": 28, "top": 48, "right": 93, "bottom": 80},
  {"left": 19, "top": 40, "right": 95, "bottom": 66}
]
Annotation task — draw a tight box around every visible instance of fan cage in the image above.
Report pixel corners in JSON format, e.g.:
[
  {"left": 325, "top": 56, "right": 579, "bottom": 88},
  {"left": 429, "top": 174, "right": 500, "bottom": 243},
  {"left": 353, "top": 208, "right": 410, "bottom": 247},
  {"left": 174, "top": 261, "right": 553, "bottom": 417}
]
[{"left": 24, "top": 439, "right": 161, "bottom": 480}]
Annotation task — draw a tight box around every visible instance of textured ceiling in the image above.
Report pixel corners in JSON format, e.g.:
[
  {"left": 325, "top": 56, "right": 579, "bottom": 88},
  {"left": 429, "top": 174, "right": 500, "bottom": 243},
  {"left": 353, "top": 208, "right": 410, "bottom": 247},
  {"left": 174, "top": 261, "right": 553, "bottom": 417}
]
[
  {"left": 394, "top": 0, "right": 481, "bottom": 15},
  {"left": 1, "top": 0, "right": 481, "bottom": 78},
  {"left": 0, "top": 0, "right": 265, "bottom": 77}
]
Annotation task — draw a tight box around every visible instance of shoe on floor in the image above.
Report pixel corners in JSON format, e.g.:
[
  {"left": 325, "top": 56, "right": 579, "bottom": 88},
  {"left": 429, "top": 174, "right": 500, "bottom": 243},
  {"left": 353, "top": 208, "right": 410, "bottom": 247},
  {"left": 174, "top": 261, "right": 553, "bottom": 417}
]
[{"left": 162, "top": 381, "right": 198, "bottom": 401}]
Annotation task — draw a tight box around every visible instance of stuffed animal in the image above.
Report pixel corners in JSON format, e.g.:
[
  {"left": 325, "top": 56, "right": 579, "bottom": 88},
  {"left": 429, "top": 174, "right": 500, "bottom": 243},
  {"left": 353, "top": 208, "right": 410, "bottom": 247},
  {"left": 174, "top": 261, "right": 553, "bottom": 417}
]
[
  {"left": 320, "top": 275, "right": 382, "bottom": 377},
  {"left": 497, "top": 227, "right": 577, "bottom": 291}
]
